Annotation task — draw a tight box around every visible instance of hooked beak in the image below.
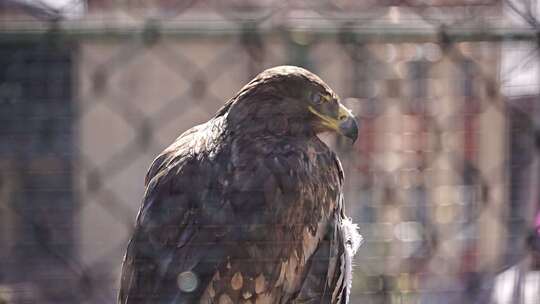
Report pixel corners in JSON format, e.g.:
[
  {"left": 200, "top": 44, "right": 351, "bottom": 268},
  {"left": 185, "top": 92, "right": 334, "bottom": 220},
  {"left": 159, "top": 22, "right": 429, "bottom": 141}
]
[
  {"left": 339, "top": 114, "right": 358, "bottom": 143},
  {"left": 337, "top": 103, "right": 358, "bottom": 143},
  {"left": 309, "top": 103, "right": 359, "bottom": 143}
]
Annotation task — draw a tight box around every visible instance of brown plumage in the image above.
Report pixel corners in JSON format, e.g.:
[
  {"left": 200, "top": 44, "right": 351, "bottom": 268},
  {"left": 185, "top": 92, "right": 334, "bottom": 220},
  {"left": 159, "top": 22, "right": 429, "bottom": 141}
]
[{"left": 118, "top": 66, "right": 362, "bottom": 304}]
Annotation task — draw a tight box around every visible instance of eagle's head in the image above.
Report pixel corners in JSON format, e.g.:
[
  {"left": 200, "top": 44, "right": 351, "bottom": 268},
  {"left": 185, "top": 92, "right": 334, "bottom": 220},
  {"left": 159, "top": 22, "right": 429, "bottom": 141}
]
[{"left": 221, "top": 65, "right": 358, "bottom": 142}]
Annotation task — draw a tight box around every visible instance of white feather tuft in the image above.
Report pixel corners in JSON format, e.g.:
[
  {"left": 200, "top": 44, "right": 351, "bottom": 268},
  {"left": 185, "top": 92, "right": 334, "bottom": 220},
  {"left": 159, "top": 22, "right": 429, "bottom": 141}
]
[
  {"left": 341, "top": 217, "right": 362, "bottom": 303},
  {"left": 343, "top": 217, "right": 362, "bottom": 255}
]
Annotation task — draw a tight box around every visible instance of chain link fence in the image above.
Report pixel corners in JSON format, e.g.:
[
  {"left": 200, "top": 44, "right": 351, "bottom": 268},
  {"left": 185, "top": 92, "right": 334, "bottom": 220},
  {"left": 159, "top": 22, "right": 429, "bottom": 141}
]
[{"left": 0, "top": 0, "right": 539, "bottom": 303}]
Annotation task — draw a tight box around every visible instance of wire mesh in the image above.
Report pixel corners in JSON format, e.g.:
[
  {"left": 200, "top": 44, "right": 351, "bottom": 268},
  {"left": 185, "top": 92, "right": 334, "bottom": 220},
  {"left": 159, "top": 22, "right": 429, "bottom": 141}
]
[{"left": 0, "top": 0, "right": 539, "bottom": 303}]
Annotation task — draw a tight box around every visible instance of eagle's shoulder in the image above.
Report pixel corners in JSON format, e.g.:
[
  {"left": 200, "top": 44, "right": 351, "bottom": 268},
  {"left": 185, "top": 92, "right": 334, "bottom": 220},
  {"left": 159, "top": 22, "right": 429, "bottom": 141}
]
[
  {"left": 230, "top": 135, "right": 342, "bottom": 189},
  {"left": 144, "top": 116, "right": 227, "bottom": 186}
]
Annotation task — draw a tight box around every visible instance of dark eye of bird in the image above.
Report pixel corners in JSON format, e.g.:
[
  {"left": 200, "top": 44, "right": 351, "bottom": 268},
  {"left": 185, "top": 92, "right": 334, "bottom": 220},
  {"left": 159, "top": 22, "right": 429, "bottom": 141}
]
[{"left": 311, "top": 92, "right": 324, "bottom": 105}]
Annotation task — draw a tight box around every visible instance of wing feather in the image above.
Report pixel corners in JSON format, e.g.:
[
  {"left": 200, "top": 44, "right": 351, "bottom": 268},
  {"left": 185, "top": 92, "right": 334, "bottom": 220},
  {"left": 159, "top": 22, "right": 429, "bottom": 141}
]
[{"left": 119, "top": 121, "right": 228, "bottom": 304}]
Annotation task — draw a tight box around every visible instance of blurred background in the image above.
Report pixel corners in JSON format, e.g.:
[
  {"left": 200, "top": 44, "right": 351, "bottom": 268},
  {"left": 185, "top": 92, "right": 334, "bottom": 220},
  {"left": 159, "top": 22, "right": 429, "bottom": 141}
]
[{"left": 0, "top": 0, "right": 539, "bottom": 303}]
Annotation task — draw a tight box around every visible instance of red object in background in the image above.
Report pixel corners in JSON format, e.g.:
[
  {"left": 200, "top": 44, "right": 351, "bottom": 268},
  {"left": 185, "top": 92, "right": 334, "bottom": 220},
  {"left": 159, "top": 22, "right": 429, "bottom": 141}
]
[
  {"left": 355, "top": 117, "right": 375, "bottom": 173},
  {"left": 535, "top": 212, "right": 540, "bottom": 233}
]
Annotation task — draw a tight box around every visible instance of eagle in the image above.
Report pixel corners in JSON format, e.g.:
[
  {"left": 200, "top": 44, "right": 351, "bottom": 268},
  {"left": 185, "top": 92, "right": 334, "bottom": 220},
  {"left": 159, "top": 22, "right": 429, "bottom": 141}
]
[{"left": 119, "top": 66, "right": 362, "bottom": 304}]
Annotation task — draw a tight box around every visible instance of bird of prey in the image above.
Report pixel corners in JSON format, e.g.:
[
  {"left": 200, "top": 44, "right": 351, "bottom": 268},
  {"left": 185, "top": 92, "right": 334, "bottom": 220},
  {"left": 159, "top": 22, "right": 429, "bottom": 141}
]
[{"left": 119, "top": 66, "right": 362, "bottom": 304}]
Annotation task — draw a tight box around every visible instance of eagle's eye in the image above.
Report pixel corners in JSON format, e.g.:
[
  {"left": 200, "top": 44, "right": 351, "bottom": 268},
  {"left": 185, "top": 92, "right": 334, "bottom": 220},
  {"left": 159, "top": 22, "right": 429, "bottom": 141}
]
[{"left": 310, "top": 92, "right": 330, "bottom": 105}]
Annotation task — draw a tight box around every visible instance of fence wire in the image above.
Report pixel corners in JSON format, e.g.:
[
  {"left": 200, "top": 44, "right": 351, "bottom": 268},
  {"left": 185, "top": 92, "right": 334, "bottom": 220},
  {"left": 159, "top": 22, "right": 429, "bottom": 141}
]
[{"left": 0, "top": 0, "right": 540, "bottom": 303}]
